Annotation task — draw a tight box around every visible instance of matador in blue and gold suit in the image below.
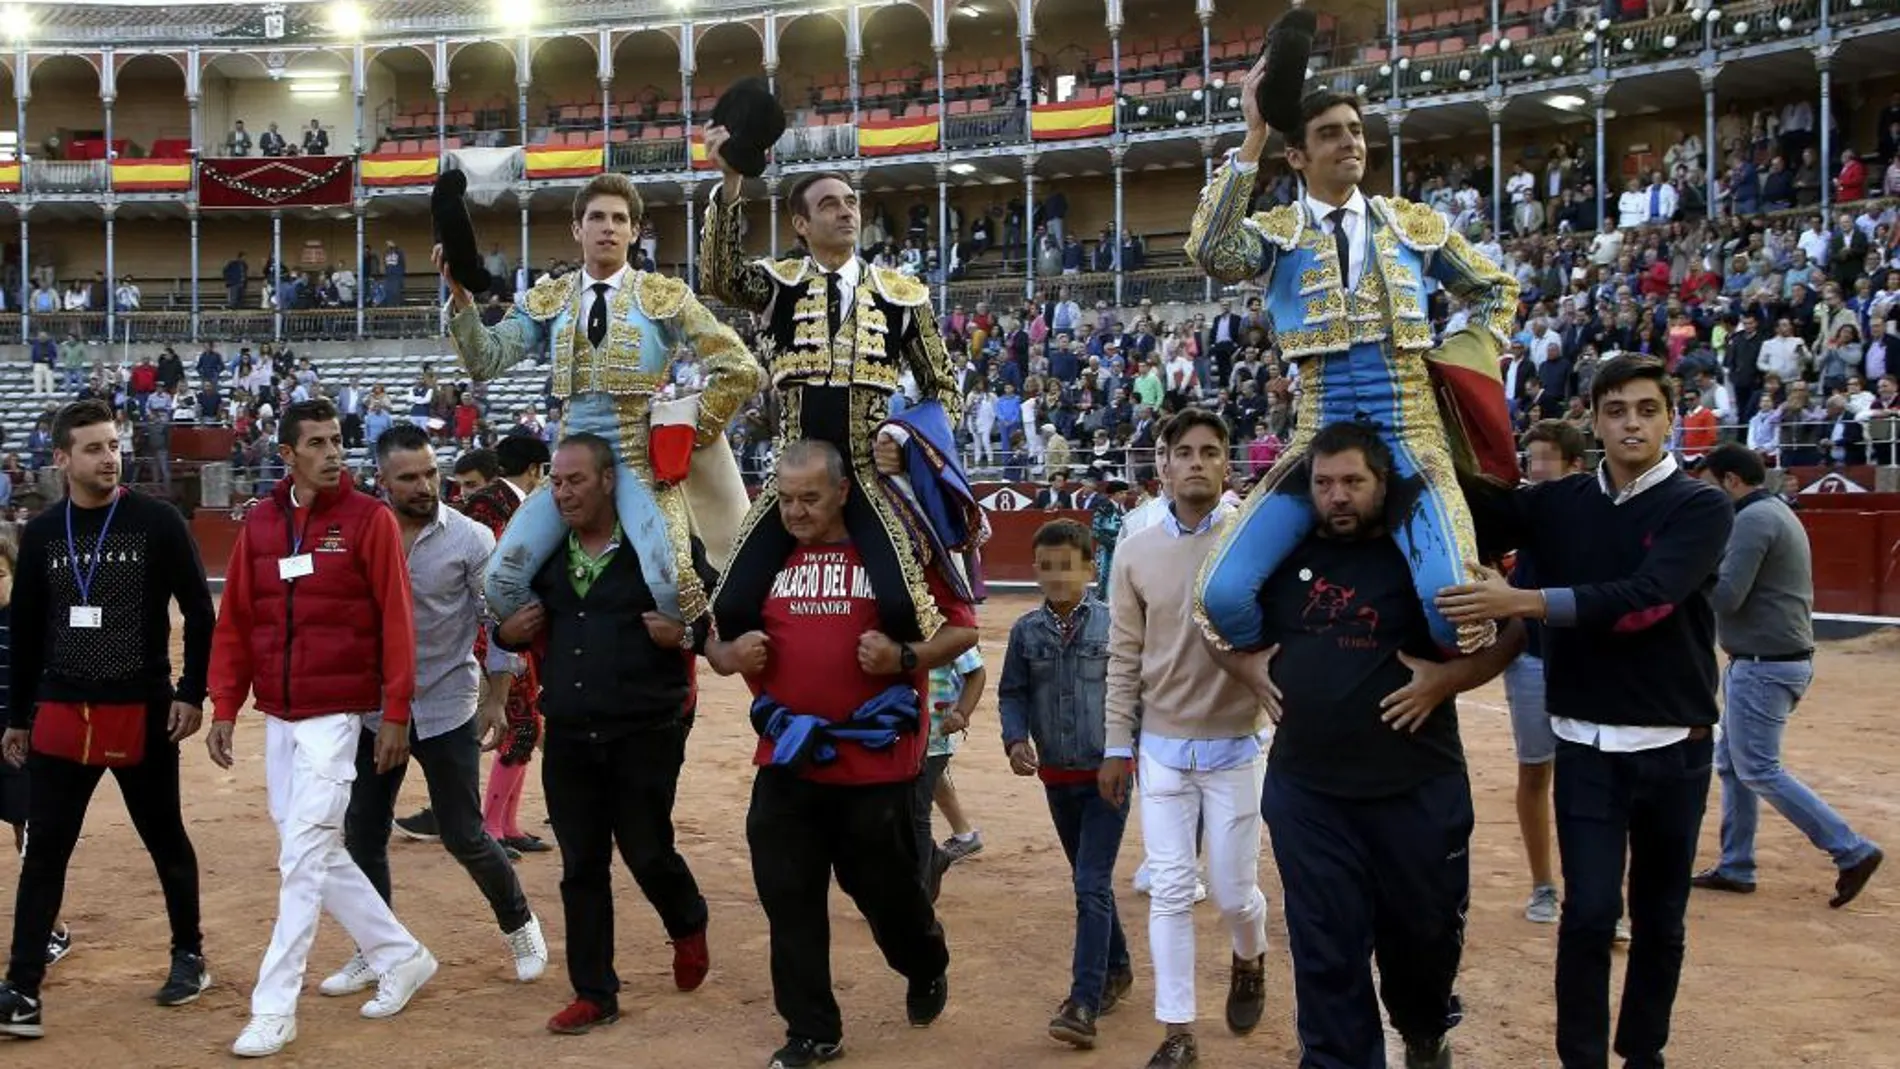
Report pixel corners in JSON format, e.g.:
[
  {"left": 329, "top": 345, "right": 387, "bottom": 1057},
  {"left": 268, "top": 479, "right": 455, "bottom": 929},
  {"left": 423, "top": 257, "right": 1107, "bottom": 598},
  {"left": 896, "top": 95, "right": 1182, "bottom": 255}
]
[
  {"left": 1186, "top": 155, "right": 1522, "bottom": 655},
  {"left": 449, "top": 269, "right": 762, "bottom": 627}
]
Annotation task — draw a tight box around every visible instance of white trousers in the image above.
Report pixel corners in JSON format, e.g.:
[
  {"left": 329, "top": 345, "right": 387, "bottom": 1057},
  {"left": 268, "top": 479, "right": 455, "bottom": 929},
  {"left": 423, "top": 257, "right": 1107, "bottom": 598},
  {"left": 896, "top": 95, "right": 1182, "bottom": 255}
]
[
  {"left": 252, "top": 714, "right": 419, "bottom": 1017},
  {"left": 1140, "top": 748, "right": 1269, "bottom": 1025}
]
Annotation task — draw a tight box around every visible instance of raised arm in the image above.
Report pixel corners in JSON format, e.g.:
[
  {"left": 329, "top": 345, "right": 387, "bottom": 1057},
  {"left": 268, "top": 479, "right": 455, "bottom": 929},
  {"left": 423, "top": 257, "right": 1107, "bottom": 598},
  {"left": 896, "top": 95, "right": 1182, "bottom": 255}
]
[
  {"left": 447, "top": 304, "right": 549, "bottom": 383},
  {"left": 1185, "top": 158, "right": 1282, "bottom": 287},
  {"left": 699, "top": 184, "right": 780, "bottom": 316}
]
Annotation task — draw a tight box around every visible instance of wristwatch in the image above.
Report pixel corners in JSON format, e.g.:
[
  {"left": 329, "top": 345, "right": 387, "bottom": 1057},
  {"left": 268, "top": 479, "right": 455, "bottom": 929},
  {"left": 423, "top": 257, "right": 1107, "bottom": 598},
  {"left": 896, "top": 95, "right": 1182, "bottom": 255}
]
[{"left": 898, "top": 643, "right": 918, "bottom": 672}]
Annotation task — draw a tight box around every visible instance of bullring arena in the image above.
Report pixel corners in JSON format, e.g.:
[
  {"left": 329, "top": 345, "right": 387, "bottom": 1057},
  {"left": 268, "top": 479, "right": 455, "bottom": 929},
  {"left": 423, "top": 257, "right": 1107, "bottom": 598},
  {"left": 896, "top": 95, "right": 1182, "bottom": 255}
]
[{"left": 1, "top": 0, "right": 1899, "bottom": 1064}]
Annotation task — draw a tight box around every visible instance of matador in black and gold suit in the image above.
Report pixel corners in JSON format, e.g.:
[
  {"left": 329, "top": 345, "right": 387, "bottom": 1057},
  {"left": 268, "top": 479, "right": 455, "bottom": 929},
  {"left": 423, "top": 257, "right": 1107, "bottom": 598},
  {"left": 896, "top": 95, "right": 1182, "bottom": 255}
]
[{"left": 700, "top": 188, "right": 976, "bottom": 644}]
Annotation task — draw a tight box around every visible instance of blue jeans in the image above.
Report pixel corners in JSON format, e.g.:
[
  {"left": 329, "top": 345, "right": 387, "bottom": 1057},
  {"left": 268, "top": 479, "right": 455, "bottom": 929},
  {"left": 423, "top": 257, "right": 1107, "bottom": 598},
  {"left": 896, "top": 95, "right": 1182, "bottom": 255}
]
[
  {"left": 1044, "top": 781, "right": 1130, "bottom": 1012},
  {"left": 1712, "top": 658, "right": 1877, "bottom": 882}
]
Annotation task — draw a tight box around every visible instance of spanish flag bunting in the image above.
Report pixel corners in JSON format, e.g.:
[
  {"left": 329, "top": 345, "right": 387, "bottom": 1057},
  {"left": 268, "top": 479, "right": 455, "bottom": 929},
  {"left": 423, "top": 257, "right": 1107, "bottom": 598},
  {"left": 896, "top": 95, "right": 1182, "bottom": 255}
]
[
  {"left": 0, "top": 162, "right": 17, "bottom": 191},
  {"left": 689, "top": 136, "right": 713, "bottom": 170},
  {"left": 359, "top": 151, "right": 439, "bottom": 187},
  {"left": 524, "top": 144, "right": 604, "bottom": 179},
  {"left": 858, "top": 117, "right": 940, "bottom": 157},
  {"left": 1030, "top": 99, "right": 1115, "bottom": 141},
  {"left": 111, "top": 158, "right": 192, "bottom": 191}
]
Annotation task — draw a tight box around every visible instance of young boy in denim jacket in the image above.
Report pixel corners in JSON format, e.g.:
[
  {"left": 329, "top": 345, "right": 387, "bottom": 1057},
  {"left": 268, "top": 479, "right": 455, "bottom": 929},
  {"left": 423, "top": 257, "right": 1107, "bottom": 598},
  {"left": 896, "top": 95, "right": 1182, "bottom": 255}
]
[{"left": 997, "top": 519, "right": 1132, "bottom": 1050}]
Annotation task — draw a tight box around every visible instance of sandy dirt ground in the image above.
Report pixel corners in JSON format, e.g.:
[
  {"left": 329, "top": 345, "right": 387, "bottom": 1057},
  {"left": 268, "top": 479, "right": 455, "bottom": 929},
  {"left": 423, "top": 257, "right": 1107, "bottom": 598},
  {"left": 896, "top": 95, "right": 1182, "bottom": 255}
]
[{"left": 1, "top": 593, "right": 1895, "bottom": 1069}]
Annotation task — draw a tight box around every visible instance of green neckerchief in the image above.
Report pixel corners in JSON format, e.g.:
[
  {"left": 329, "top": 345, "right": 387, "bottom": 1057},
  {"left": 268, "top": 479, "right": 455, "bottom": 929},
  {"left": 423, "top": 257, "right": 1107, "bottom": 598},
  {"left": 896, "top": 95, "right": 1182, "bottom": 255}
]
[{"left": 565, "top": 519, "right": 623, "bottom": 598}]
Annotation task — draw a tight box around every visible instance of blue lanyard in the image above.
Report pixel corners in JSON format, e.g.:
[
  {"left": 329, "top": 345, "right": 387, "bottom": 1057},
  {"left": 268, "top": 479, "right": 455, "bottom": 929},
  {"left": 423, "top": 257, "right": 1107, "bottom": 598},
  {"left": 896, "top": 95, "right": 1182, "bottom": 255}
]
[{"left": 65, "top": 489, "right": 122, "bottom": 608}]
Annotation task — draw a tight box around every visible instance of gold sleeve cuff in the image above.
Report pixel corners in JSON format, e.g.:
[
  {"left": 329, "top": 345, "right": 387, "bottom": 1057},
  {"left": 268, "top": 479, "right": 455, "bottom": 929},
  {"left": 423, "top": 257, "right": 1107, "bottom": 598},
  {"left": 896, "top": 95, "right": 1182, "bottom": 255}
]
[{"left": 1185, "top": 161, "right": 1275, "bottom": 286}]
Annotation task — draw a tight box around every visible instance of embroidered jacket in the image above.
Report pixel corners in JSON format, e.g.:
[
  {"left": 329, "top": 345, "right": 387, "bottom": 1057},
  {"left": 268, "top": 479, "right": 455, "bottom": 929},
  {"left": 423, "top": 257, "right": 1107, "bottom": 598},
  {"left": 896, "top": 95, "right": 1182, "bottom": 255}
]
[
  {"left": 698, "top": 189, "right": 962, "bottom": 431},
  {"left": 1184, "top": 160, "right": 1519, "bottom": 364}
]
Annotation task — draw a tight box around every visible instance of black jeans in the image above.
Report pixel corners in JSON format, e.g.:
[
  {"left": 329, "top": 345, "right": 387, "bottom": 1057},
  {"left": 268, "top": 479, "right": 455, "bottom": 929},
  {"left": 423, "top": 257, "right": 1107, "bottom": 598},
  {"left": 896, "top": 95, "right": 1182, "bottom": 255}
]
[
  {"left": 748, "top": 767, "right": 949, "bottom": 1045},
  {"left": 1553, "top": 734, "right": 1713, "bottom": 1069},
  {"left": 542, "top": 719, "right": 706, "bottom": 1009},
  {"left": 7, "top": 734, "right": 202, "bottom": 997},
  {"left": 1262, "top": 767, "right": 1472, "bottom": 1069},
  {"left": 911, "top": 752, "right": 952, "bottom": 884},
  {"left": 343, "top": 716, "right": 532, "bottom": 933},
  {"left": 1045, "top": 781, "right": 1131, "bottom": 1013}
]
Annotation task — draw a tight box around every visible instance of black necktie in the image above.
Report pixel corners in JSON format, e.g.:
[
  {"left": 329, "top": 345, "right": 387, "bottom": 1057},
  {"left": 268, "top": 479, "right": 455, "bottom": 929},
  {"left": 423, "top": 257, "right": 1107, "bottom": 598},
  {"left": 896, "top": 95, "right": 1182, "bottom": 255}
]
[
  {"left": 586, "top": 282, "right": 610, "bottom": 348},
  {"left": 1328, "top": 207, "right": 1352, "bottom": 288},
  {"left": 825, "top": 271, "right": 843, "bottom": 338}
]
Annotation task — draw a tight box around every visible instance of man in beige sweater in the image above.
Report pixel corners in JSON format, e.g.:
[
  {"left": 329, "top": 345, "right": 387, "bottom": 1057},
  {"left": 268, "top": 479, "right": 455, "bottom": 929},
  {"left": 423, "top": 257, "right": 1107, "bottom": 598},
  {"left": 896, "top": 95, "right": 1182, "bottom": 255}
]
[{"left": 1101, "top": 409, "right": 1271, "bottom": 1069}]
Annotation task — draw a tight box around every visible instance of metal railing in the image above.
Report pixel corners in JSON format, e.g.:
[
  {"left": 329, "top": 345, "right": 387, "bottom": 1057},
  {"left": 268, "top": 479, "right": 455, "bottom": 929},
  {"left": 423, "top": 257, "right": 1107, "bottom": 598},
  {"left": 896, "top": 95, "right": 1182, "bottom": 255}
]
[
  {"left": 775, "top": 123, "right": 859, "bottom": 163},
  {"left": 1120, "top": 88, "right": 1207, "bottom": 135},
  {"left": 942, "top": 109, "right": 1024, "bottom": 149},
  {"left": 24, "top": 160, "right": 111, "bottom": 195},
  {"left": 609, "top": 137, "right": 689, "bottom": 174}
]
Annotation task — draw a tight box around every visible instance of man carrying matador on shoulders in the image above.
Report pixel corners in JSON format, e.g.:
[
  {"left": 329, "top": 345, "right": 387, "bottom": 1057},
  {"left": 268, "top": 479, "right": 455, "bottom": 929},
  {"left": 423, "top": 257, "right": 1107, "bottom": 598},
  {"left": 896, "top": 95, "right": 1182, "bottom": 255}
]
[{"left": 1185, "top": 14, "right": 1522, "bottom": 657}]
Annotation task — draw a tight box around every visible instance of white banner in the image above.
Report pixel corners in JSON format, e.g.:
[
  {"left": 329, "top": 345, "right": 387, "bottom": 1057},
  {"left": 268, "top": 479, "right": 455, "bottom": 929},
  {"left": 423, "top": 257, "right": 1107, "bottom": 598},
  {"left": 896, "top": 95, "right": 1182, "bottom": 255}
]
[{"left": 445, "top": 147, "right": 524, "bottom": 207}]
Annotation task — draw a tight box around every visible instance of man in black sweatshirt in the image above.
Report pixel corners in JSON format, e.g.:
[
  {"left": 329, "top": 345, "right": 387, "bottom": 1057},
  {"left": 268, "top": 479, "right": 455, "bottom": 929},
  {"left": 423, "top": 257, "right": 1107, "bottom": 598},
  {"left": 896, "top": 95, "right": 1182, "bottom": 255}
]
[
  {"left": 0, "top": 399, "right": 218, "bottom": 1039},
  {"left": 1438, "top": 356, "right": 1733, "bottom": 1069},
  {"left": 492, "top": 433, "right": 714, "bottom": 1037}
]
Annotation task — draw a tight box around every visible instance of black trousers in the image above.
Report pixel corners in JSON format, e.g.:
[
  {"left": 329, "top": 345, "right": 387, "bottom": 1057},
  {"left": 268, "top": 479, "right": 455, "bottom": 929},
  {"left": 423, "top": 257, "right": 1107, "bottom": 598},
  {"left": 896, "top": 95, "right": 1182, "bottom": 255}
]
[
  {"left": 6, "top": 733, "right": 202, "bottom": 997},
  {"left": 748, "top": 767, "right": 949, "bottom": 1045},
  {"left": 543, "top": 720, "right": 706, "bottom": 1009},
  {"left": 342, "top": 717, "right": 532, "bottom": 933},
  {"left": 1554, "top": 734, "right": 1712, "bottom": 1069},
  {"left": 1261, "top": 767, "right": 1472, "bottom": 1069}
]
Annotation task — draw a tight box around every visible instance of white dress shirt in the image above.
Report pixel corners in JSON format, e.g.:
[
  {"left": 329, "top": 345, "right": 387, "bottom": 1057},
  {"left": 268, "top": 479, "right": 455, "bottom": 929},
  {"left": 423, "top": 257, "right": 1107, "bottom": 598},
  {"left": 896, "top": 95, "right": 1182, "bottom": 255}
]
[
  {"left": 1549, "top": 453, "right": 1692, "bottom": 753},
  {"left": 576, "top": 263, "right": 632, "bottom": 339},
  {"left": 1306, "top": 190, "right": 1369, "bottom": 290}
]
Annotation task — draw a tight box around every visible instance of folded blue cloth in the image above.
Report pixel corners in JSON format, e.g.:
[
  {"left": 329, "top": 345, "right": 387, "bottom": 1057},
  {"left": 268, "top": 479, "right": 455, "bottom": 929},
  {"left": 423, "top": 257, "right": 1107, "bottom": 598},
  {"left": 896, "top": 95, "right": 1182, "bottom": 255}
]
[{"left": 751, "top": 684, "right": 922, "bottom": 769}]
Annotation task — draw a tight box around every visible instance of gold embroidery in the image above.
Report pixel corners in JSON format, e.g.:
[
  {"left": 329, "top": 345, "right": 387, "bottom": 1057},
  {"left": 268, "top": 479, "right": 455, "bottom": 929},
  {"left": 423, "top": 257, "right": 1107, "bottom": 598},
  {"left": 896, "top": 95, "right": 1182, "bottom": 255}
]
[
  {"left": 1275, "top": 320, "right": 1353, "bottom": 359},
  {"left": 635, "top": 271, "right": 688, "bottom": 321},
  {"left": 1303, "top": 292, "right": 1347, "bottom": 325},
  {"left": 1298, "top": 267, "right": 1335, "bottom": 296},
  {"left": 763, "top": 257, "right": 813, "bottom": 287},
  {"left": 1379, "top": 196, "right": 1450, "bottom": 252},
  {"left": 906, "top": 300, "right": 964, "bottom": 426},
  {"left": 697, "top": 191, "right": 779, "bottom": 314},
  {"left": 652, "top": 482, "right": 709, "bottom": 624},
  {"left": 522, "top": 272, "right": 576, "bottom": 320},
  {"left": 550, "top": 280, "right": 656, "bottom": 398},
  {"left": 849, "top": 387, "right": 945, "bottom": 640},
  {"left": 1185, "top": 163, "right": 1280, "bottom": 285},
  {"left": 1253, "top": 204, "right": 1302, "bottom": 249},
  {"left": 673, "top": 287, "right": 764, "bottom": 446},
  {"left": 870, "top": 265, "right": 929, "bottom": 307}
]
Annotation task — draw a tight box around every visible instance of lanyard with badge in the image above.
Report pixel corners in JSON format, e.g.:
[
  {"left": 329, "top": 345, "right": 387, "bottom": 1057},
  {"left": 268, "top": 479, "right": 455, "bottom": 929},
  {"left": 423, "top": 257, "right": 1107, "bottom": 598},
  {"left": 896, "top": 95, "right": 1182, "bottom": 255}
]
[
  {"left": 64, "top": 489, "right": 122, "bottom": 629},
  {"left": 278, "top": 495, "right": 316, "bottom": 582}
]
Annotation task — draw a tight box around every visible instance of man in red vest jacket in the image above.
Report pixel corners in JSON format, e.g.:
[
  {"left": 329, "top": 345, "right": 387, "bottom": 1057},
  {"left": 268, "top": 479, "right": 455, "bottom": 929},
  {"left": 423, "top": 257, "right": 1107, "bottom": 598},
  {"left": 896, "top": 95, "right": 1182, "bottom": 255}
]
[{"left": 205, "top": 398, "right": 438, "bottom": 1059}]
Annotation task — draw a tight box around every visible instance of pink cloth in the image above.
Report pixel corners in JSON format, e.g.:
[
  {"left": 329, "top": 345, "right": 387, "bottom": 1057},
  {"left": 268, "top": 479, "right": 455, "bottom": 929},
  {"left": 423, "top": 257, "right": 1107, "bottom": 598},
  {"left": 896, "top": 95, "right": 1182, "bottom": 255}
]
[{"left": 483, "top": 755, "right": 530, "bottom": 840}]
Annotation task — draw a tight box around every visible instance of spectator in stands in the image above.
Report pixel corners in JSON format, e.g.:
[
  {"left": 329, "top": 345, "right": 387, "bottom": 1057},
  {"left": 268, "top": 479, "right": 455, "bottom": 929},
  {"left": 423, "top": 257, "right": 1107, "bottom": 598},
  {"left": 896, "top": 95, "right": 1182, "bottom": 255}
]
[
  {"left": 61, "top": 280, "right": 89, "bottom": 313},
  {"left": 57, "top": 334, "right": 87, "bottom": 392},
  {"left": 28, "top": 332, "right": 55, "bottom": 394},
  {"left": 155, "top": 347, "right": 184, "bottom": 393},
  {"left": 227, "top": 119, "right": 252, "bottom": 157},
  {"left": 382, "top": 241, "right": 407, "bottom": 307},
  {"left": 195, "top": 381, "right": 222, "bottom": 424},
  {"left": 337, "top": 378, "right": 366, "bottom": 448},
  {"left": 302, "top": 119, "right": 328, "bottom": 156},
  {"left": 114, "top": 276, "right": 141, "bottom": 313},
  {"left": 258, "top": 121, "right": 287, "bottom": 158},
  {"left": 1762, "top": 156, "right": 1795, "bottom": 211},
  {"left": 129, "top": 354, "right": 159, "bottom": 417},
  {"left": 223, "top": 253, "right": 248, "bottom": 310}
]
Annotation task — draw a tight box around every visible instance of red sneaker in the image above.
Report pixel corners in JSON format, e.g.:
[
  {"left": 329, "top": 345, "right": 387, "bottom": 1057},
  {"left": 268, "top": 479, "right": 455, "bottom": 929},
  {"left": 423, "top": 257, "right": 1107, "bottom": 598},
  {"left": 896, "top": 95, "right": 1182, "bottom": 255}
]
[
  {"left": 671, "top": 929, "right": 710, "bottom": 992},
  {"left": 547, "top": 998, "right": 619, "bottom": 1035}
]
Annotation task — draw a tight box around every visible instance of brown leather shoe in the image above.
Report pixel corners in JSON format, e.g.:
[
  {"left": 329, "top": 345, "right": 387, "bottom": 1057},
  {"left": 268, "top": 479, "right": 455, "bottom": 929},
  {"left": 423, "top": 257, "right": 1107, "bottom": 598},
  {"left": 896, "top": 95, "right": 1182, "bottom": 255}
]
[
  {"left": 1144, "top": 1032, "right": 1199, "bottom": 1069},
  {"left": 1099, "top": 965, "right": 1134, "bottom": 1016},
  {"left": 1832, "top": 848, "right": 1883, "bottom": 909},
  {"left": 1225, "top": 952, "right": 1266, "bottom": 1035},
  {"left": 1047, "top": 999, "right": 1097, "bottom": 1049}
]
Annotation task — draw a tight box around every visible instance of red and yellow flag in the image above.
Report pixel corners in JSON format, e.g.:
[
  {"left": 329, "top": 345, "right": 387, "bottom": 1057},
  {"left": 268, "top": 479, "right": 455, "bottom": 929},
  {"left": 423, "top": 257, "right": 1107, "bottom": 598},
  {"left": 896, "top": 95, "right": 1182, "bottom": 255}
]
[
  {"left": 112, "top": 158, "right": 192, "bottom": 191},
  {"left": 858, "top": 117, "right": 940, "bottom": 157},
  {"left": 0, "top": 162, "right": 18, "bottom": 192},
  {"left": 1030, "top": 99, "right": 1114, "bottom": 141},
  {"left": 524, "top": 144, "right": 603, "bottom": 179},
  {"left": 359, "top": 151, "right": 438, "bottom": 187}
]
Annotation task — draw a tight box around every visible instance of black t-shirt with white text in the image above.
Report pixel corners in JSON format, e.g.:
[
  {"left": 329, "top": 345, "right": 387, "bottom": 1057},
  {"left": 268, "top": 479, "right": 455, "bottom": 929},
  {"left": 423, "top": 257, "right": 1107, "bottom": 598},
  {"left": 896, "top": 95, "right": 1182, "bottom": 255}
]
[{"left": 1261, "top": 534, "right": 1464, "bottom": 799}]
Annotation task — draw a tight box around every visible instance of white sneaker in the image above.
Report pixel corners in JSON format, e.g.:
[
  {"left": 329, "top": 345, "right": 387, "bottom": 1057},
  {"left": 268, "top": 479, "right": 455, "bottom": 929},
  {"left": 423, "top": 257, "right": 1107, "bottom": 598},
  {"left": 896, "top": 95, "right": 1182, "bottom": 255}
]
[
  {"left": 360, "top": 947, "right": 437, "bottom": 1019},
  {"left": 1192, "top": 880, "right": 1209, "bottom": 904},
  {"left": 232, "top": 1013, "right": 297, "bottom": 1058},
  {"left": 318, "top": 952, "right": 376, "bottom": 997},
  {"left": 1132, "top": 862, "right": 1153, "bottom": 895},
  {"left": 505, "top": 915, "right": 548, "bottom": 983}
]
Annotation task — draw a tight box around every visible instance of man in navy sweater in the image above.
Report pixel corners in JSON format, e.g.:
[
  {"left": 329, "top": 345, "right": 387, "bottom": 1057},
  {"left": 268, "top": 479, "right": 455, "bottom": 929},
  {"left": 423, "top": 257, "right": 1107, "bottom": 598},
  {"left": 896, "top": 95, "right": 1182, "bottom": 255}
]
[{"left": 1438, "top": 355, "right": 1733, "bottom": 1069}]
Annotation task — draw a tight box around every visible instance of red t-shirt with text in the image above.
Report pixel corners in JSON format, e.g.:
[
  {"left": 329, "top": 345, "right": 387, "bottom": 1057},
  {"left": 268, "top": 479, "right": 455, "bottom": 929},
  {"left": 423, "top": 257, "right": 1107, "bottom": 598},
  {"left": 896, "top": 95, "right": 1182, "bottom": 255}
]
[{"left": 749, "top": 541, "right": 976, "bottom": 785}]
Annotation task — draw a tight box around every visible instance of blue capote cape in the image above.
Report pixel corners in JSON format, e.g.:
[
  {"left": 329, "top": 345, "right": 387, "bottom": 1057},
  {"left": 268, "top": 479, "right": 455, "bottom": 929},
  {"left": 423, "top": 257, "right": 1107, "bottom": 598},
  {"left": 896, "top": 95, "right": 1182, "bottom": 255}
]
[
  {"left": 879, "top": 399, "right": 985, "bottom": 604},
  {"left": 751, "top": 684, "right": 921, "bottom": 770}
]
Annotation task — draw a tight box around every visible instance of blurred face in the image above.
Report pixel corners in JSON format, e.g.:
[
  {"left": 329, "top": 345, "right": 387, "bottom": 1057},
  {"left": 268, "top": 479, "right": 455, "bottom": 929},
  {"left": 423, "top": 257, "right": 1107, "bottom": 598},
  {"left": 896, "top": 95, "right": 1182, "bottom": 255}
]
[
  {"left": 1525, "top": 441, "right": 1580, "bottom": 484},
  {"left": 379, "top": 445, "right": 440, "bottom": 523},
  {"left": 56, "top": 419, "right": 121, "bottom": 501},
  {"left": 1310, "top": 448, "right": 1385, "bottom": 541},
  {"left": 776, "top": 457, "right": 850, "bottom": 545},
  {"left": 571, "top": 193, "right": 634, "bottom": 273},
  {"left": 278, "top": 418, "right": 343, "bottom": 492},
  {"left": 1593, "top": 378, "right": 1672, "bottom": 474},
  {"left": 1162, "top": 424, "right": 1228, "bottom": 510},
  {"left": 793, "top": 178, "right": 860, "bottom": 257},
  {"left": 1032, "top": 542, "right": 1095, "bottom": 608},
  {"left": 549, "top": 444, "right": 615, "bottom": 532},
  {"left": 1288, "top": 103, "right": 1366, "bottom": 194}
]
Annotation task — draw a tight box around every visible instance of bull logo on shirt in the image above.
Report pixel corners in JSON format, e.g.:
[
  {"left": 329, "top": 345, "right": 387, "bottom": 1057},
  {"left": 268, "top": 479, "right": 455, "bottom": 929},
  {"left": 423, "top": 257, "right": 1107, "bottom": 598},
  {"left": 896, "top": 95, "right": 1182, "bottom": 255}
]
[{"left": 1301, "top": 576, "right": 1380, "bottom": 647}]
